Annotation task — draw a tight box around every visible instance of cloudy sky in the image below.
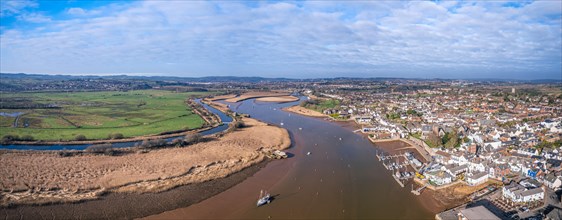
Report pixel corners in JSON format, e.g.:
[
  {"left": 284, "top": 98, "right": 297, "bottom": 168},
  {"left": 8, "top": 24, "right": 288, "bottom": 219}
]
[{"left": 1, "top": 1, "right": 561, "bottom": 79}]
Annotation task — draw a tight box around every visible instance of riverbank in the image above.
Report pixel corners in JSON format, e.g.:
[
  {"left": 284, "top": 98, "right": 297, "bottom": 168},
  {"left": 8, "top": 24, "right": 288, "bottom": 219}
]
[
  {"left": 330, "top": 120, "right": 469, "bottom": 215},
  {"left": 0, "top": 118, "right": 291, "bottom": 207},
  {"left": 201, "top": 98, "right": 230, "bottom": 113},
  {"left": 368, "top": 137, "right": 498, "bottom": 214},
  {"left": 283, "top": 105, "right": 326, "bottom": 117}
]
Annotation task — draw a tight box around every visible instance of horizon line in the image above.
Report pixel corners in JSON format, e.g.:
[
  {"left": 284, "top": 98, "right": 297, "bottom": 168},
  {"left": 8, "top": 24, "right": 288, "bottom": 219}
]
[{"left": 1, "top": 72, "right": 561, "bottom": 82}]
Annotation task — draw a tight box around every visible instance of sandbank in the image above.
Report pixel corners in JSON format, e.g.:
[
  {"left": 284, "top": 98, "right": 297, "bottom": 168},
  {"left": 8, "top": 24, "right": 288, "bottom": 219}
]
[
  {"left": 283, "top": 105, "right": 326, "bottom": 117},
  {"left": 0, "top": 118, "right": 290, "bottom": 207},
  {"left": 255, "top": 96, "right": 299, "bottom": 103}
]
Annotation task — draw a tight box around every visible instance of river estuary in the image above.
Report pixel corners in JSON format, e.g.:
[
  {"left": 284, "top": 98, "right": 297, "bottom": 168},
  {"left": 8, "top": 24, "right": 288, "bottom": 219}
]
[{"left": 145, "top": 97, "right": 434, "bottom": 219}]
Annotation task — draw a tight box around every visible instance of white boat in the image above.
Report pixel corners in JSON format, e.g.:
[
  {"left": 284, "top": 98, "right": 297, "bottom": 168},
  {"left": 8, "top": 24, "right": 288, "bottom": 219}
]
[
  {"left": 257, "top": 190, "right": 271, "bottom": 207},
  {"left": 307, "top": 152, "right": 311, "bottom": 156}
]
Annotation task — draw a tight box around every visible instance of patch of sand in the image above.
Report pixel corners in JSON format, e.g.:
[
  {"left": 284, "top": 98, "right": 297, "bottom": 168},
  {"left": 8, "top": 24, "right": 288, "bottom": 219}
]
[
  {"left": 283, "top": 105, "right": 326, "bottom": 117},
  {"left": 0, "top": 118, "right": 290, "bottom": 206},
  {"left": 255, "top": 96, "right": 299, "bottom": 103},
  {"left": 224, "top": 92, "right": 290, "bottom": 102},
  {"left": 206, "top": 94, "right": 238, "bottom": 101},
  {"left": 201, "top": 99, "right": 230, "bottom": 113}
]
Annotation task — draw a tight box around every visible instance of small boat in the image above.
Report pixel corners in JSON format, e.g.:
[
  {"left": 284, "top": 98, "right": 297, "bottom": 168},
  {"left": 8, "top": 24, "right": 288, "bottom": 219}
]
[
  {"left": 307, "top": 152, "right": 311, "bottom": 156},
  {"left": 280, "top": 122, "right": 284, "bottom": 126},
  {"left": 299, "top": 127, "right": 302, "bottom": 130},
  {"left": 257, "top": 190, "right": 271, "bottom": 207}
]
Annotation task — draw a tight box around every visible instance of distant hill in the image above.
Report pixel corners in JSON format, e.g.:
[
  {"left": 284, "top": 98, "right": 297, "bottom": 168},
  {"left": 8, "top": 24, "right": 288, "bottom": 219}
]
[{"left": 1, "top": 73, "right": 560, "bottom": 83}]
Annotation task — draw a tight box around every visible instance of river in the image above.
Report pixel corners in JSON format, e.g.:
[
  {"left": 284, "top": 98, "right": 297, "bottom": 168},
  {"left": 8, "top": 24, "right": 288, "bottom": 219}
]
[{"left": 145, "top": 97, "right": 434, "bottom": 219}]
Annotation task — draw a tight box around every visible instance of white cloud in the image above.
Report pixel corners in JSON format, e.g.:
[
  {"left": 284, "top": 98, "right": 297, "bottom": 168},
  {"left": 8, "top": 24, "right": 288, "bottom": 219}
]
[
  {"left": 16, "top": 12, "right": 51, "bottom": 23},
  {"left": 0, "top": 0, "right": 37, "bottom": 17},
  {"left": 0, "top": 1, "right": 560, "bottom": 79},
  {"left": 66, "top": 7, "right": 86, "bottom": 16}
]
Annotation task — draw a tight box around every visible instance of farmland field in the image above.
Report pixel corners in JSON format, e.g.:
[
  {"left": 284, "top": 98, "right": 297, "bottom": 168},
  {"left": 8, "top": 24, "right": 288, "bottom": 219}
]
[{"left": 0, "top": 90, "right": 213, "bottom": 141}]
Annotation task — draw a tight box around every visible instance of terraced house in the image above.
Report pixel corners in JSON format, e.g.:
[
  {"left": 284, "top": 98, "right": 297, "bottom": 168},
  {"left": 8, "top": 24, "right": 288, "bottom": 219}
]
[{"left": 502, "top": 182, "right": 544, "bottom": 203}]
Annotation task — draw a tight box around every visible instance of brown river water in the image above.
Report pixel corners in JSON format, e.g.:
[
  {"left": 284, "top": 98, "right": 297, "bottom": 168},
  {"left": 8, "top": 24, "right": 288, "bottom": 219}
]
[{"left": 144, "top": 98, "right": 434, "bottom": 219}]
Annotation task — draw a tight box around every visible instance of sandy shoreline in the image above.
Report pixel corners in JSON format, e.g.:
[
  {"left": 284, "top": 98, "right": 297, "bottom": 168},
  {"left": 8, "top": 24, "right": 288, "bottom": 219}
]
[
  {"left": 255, "top": 96, "right": 299, "bottom": 103},
  {"left": 0, "top": 118, "right": 290, "bottom": 207},
  {"left": 283, "top": 105, "right": 326, "bottom": 117}
]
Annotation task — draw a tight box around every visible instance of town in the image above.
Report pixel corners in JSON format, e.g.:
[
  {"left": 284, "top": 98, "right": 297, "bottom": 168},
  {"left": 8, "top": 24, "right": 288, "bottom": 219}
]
[{"left": 295, "top": 79, "right": 562, "bottom": 220}]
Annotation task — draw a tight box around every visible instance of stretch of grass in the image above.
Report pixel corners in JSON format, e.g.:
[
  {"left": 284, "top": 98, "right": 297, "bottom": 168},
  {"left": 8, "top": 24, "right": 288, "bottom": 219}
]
[
  {"left": 0, "top": 90, "right": 213, "bottom": 141},
  {"left": 301, "top": 98, "right": 341, "bottom": 112}
]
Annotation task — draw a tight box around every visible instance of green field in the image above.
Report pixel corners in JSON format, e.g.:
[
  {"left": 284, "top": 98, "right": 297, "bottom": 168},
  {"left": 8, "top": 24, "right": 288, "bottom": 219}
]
[
  {"left": 0, "top": 90, "right": 213, "bottom": 141},
  {"left": 301, "top": 98, "right": 341, "bottom": 112}
]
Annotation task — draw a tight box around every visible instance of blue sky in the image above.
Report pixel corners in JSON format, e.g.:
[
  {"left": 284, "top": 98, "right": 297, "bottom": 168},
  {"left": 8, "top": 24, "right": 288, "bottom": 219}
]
[{"left": 1, "top": 0, "right": 561, "bottom": 80}]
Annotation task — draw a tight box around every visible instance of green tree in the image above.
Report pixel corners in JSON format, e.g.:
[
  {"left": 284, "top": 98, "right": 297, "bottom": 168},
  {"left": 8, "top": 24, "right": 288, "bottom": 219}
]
[
  {"left": 75, "top": 134, "right": 87, "bottom": 141},
  {"left": 444, "top": 132, "right": 460, "bottom": 148},
  {"left": 426, "top": 133, "right": 441, "bottom": 148}
]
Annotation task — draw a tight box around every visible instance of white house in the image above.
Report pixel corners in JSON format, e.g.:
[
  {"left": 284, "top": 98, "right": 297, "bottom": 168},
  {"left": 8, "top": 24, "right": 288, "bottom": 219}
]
[
  {"left": 451, "top": 153, "right": 469, "bottom": 165},
  {"left": 355, "top": 116, "right": 372, "bottom": 124},
  {"left": 466, "top": 172, "right": 489, "bottom": 186},
  {"left": 483, "top": 141, "right": 502, "bottom": 149},
  {"left": 443, "top": 164, "right": 468, "bottom": 177},
  {"left": 425, "top": 170, "right": 454, "bottom": 186},
  {"left": 502, "top": 182, "right": 544, "bottom": 203},
  {"left": 517, "top": 148, "right": 539, "bottom": 157},
  {"left": 544, "top": 174, "right": 562, "bottom": 190},
  {"left": 467, "top": 160, "right": 487, "bottom": 173}
]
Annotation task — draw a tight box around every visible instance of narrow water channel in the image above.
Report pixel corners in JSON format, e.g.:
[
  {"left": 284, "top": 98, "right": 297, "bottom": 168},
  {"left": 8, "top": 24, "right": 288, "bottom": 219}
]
[{"left": 146, "top": 98, "right": 434, "bottom": 219}]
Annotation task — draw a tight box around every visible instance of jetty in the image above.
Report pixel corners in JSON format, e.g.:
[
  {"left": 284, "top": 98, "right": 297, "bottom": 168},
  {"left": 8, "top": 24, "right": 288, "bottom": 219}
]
[
  {"left": 411, "top": 183, "right": 428, "bottom": 195},
  {"left": 376, "top": 151, "right": 426, "bottom": 188},
  {"left": 393, "top": 175, "right": 405, "bottom": 187}
]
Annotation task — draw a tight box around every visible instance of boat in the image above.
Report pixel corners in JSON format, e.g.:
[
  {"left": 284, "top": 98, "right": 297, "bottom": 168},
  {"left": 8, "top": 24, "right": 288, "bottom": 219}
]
[
  {"left": 307, "top": 152, "right": 311, "bottom": 156},
  {"left": 257, "top": 190, "right": 271, "bottom": 207}
]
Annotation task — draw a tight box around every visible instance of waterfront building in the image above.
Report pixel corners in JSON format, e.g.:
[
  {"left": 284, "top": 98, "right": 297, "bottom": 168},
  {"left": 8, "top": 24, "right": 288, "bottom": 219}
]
[
  {"left": 444, "top": 164, "right": 468, "bottom": 177},
  {"left": 457, "top": 206, "right": 500, "bottom": 220},
  {"left": 466, "top": 172, "right": 488, "bottom": 186},
  {"left": 502, "top": 182, "right": 544, "bottom": 203},
  {"left": 425, "top": 170, "right": 453, "bottom": 186}
]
